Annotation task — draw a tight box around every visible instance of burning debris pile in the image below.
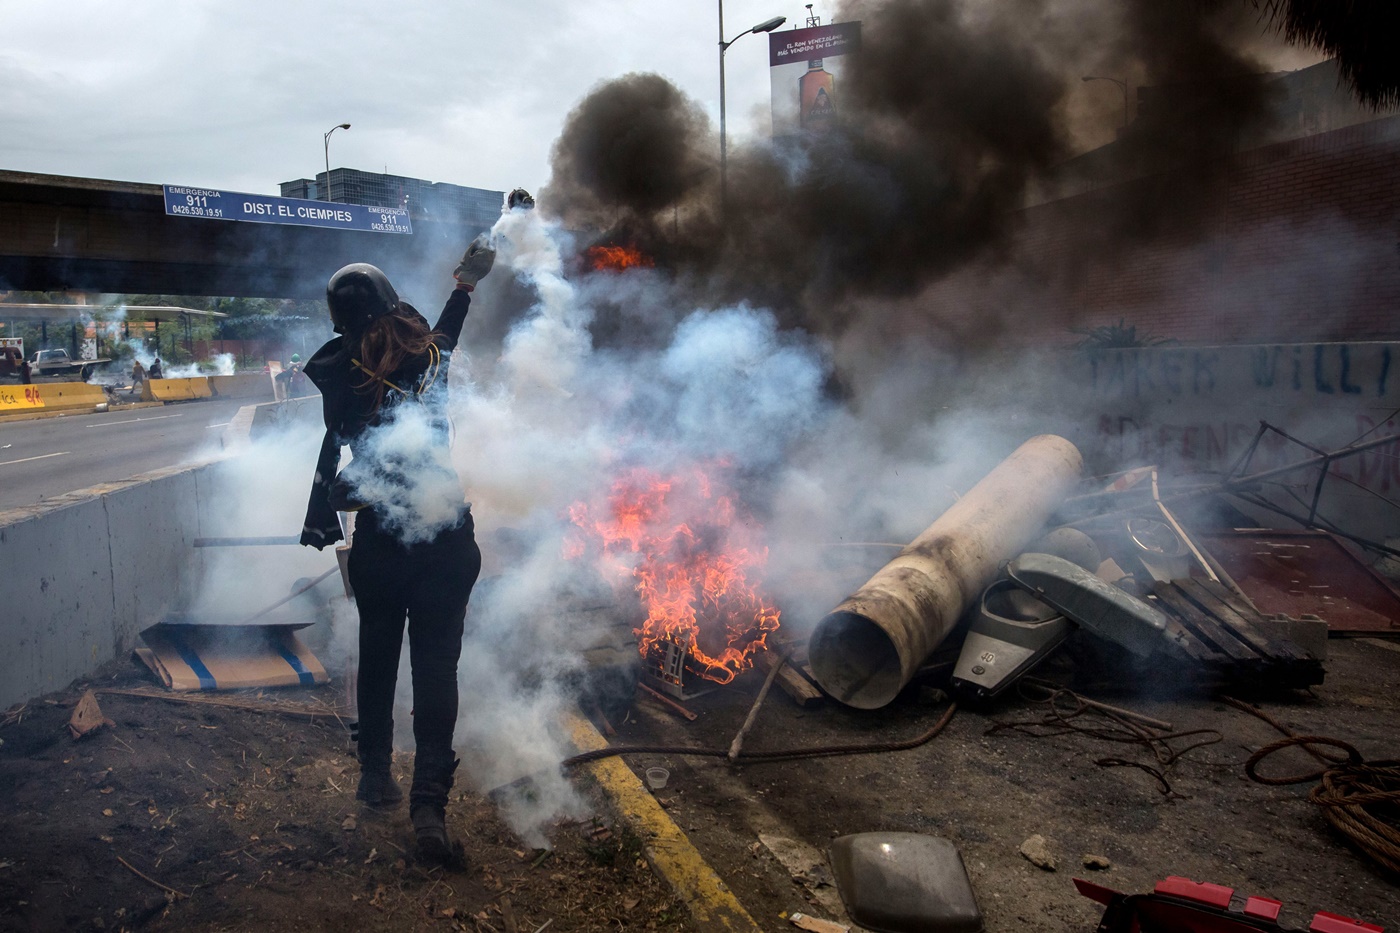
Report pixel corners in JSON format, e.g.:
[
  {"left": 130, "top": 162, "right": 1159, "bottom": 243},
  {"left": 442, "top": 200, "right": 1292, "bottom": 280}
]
[
  {"left": 565, "top": 464, "right": 781, "bottom": 691},
  {"left": 584, "top": 244, "right": 655, "bottom": 274}
]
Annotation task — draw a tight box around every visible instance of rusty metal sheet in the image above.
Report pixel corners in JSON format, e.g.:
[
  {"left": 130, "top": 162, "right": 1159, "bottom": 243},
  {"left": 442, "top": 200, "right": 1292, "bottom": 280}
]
[{"left": 1197, "top": 530, "right": 1400, "bottom": 634}]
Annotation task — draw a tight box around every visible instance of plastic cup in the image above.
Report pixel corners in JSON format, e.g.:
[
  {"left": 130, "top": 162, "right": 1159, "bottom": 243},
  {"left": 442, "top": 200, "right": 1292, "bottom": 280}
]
[{"left": 645, "top": 767, "right": 670, "bottom": 790}]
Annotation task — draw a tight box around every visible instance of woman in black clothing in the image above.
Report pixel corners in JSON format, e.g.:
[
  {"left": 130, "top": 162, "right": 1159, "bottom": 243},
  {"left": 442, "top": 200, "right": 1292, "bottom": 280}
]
[{"left": 299, "top": 237, "right": 495, "bottom": 861}]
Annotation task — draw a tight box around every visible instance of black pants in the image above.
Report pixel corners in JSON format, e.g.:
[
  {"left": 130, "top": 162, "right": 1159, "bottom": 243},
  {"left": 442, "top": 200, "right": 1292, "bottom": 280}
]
[{"left": 348, "top": 508, "right": 481, "bottom": 804}]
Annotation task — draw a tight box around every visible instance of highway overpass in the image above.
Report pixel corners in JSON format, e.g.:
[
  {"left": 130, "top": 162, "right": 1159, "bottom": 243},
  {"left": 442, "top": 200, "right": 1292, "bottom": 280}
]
[{"left": 0, "top": 170, "right": 489, "bottom": 300}]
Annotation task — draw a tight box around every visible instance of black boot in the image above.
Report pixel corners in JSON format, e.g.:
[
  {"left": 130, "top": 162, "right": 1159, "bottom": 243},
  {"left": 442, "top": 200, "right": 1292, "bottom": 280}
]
[
  {"left": 356, "top": 741, "right": 403, "bottom": 808},
  {"left": 356, "top": 770, "right": 403, "bottom": 808},
  {"left": 411, "top": 805, "right": 451, "bottom": 860},
  {"left": 410, "top": 753, "right": 460, "bottom": 864}
]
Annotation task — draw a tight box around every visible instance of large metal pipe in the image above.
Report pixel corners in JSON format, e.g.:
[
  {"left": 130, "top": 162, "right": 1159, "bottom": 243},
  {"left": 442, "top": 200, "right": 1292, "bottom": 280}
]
[{"left": 808, "top": 435, "right": 1083, "bottom": 709}]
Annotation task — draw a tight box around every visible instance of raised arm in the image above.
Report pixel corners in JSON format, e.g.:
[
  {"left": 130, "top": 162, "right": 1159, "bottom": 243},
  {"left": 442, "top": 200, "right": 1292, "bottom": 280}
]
[{"left": 434, "top": 233, "right": 496, "bottom": 350}]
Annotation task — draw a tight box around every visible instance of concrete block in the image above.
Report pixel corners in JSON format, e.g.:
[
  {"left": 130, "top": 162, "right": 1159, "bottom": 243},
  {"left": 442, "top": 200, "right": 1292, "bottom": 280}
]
[
  {"left": 145, "top": 377, "right": 212, "bottom": 401},
  {"left": 209, "top": 373, "right": 274, "bottom": 401},
  {"left": 0, "top": 496, "right": 117, "bottom": 710},
  {"left": 0, "top": 457, "right": 228, "bottom": 711},
  {"left": 105, "top": 464, "right": 212, "bottom": 652},
  {"left": 250, "top": 397, "right": 322, "bottom": 440},
  {"left": 0, "top": 381, "right": 105, "bottom": 414}
]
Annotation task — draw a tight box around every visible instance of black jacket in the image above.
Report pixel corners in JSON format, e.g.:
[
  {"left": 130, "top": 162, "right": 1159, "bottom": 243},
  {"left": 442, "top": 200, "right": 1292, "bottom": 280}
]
[{"left": 299, "top": 288, "right": 472, "bottom": 549}]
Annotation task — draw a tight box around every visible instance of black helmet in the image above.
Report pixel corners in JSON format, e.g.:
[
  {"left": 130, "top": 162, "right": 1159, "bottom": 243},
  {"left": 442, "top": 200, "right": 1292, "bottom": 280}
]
[
  {"left": 506, "top": 188, "right": 535, "bottom": 211},
  {"left": 326, "top": 263, "right": 399, "bottom": 336}
]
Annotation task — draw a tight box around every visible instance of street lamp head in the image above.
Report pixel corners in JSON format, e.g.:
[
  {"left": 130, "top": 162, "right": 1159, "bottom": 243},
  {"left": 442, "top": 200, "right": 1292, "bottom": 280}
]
[
  {"left": 338, "top": 123, "right": 351, "bottom": 130},
  {"left": 752, "top": 15, "right": 786, "bottom": 33}
]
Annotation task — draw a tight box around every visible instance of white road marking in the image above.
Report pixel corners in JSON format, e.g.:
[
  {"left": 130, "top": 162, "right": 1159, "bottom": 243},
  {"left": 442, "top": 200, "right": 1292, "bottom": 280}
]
[
  {"left": 86, "top": 414, "right": 184, "bottom": 428},
  {"left": 0, "top": 451, "right": 70, "bottom": 467},
  {"left": 205, "top": 422, "right": 231, "bottom": 428}
]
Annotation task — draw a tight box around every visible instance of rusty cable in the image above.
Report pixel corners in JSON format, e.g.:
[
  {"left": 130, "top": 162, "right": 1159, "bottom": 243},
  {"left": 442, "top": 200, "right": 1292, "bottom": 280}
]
[
  {"left": 985, "top": 683, "right": 1222, "bottom": 797},
  {"left": 559, "top": 701, "right": 957, "bottom": 769},
  {"left": 1225, "top": 696, "right": 1400, "bottom": 874}
]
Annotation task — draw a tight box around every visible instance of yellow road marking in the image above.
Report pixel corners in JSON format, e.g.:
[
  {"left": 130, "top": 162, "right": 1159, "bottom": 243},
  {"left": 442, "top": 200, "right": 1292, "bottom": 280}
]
[{"left": 564, "top": 711, "right": 764, "bottom": 933}]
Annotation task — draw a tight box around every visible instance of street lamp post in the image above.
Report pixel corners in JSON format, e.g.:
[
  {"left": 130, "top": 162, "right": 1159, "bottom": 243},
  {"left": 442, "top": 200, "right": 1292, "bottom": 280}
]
[
  {"left": 719, "top": 4, "right": 785, "bottom": 223},
  {"left": 323, "top": 123, "right": 351, "bottom": 202},
  {"left": 1081, "top": 76, "right": 1129, "bottom": 130}
]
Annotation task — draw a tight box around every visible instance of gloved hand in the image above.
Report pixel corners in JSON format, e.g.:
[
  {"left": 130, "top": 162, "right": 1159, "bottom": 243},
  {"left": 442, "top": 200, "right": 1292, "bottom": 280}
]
[{"left": 454, "top": 233, "right": 496, "bottom": 288}]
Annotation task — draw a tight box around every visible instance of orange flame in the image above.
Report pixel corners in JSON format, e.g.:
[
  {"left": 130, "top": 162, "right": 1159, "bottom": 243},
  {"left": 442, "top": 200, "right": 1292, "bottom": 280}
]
[
  {"left": 565, "top": 465, "right": 780, "bottom": 684},
  {"left": 586, "top": 243, "right": 654, "bottom": 272}
]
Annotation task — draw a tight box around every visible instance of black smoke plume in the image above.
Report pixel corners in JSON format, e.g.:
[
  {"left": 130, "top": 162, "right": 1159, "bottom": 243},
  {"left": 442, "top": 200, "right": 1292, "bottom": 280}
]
[
  {"left": 543, "top": 0, "right": 1288, "bottom": 341},
  {"left": 547, "top": 73, "right": 714, "bottom": 223}
]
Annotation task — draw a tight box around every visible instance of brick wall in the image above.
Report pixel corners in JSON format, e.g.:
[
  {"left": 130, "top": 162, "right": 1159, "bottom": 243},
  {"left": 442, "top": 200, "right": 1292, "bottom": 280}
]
[
  {"left": 193, "top": 339, "right": 293, "bottom": 366},
  {"left": 957, "top": 115, "right": 1400, "bottom": 347}
]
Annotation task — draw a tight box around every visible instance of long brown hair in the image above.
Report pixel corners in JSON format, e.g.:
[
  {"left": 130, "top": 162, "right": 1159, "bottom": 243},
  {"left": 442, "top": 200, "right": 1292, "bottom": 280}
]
[{"left": 354, "top": 306, "right": 437, "bottom": 414}]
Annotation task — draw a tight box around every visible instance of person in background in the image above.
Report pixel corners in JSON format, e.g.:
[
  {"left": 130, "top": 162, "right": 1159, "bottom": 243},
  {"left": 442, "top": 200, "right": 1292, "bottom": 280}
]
[
  {"left": 275, "top": 353, "right": 304, "bottom": 400},
  {"left": 298, "top": 236, "right": 496, "bottom": 863},
  {"left": 130, "top": 358, "right": 146, "bottom": 394},
  {"left": 148, "top": 356, "right": 163, "bottom": 379}
]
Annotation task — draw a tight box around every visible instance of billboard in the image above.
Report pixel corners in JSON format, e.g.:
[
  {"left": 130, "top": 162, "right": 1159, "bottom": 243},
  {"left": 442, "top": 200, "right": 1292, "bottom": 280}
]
[{"left": 768, "top": 21, "right": 861, "bottom": 136}]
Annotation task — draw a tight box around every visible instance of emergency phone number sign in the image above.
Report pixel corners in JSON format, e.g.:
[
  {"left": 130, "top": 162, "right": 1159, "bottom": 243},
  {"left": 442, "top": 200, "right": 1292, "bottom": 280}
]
[{"left": 162, "top": 186, "right": 413, "bottom": 235}]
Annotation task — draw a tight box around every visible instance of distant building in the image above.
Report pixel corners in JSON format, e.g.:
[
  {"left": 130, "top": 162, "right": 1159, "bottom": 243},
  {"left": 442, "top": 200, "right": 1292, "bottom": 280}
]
[
  {"left": 279, "top": 169, "right": 503, "bottom": 232},
  {"left": 1053, "top": 59, "right": 1390, "bottom": 202},
  {"left": 1136, "top": 58, "right": 1383, "bottom": 149}
]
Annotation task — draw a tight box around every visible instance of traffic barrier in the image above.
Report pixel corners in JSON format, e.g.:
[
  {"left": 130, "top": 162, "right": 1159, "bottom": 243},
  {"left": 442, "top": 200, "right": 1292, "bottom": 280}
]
[
  {"left": 143, "top": 377, "right": 213, "bottom": 402},
  {"left": 209, "top": 373, "right": 275, "bottom": 401},
  {"left": 0, "top": 381, "right": 107, "bottom": 413}
]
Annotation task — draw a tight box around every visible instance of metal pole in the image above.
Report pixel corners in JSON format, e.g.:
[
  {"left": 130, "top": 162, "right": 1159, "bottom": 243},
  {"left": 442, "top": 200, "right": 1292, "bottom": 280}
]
[
  {"left": 718, "top": 0, "right": 728, "bottom": 225},
  {"left": 323, "top": 124, "right": 349, "bottom": 202}
]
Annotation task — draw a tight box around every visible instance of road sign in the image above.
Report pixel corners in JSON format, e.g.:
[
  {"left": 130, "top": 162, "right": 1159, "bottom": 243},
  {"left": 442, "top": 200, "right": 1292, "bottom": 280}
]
[{"left": 162, "top": 185, "right": 413, "bottom": 235}]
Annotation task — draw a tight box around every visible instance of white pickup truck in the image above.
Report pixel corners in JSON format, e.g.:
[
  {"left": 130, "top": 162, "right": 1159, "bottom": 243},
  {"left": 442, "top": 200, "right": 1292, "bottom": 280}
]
[{"left": 29, "top": 348, "right": 110, "bottom": 381}]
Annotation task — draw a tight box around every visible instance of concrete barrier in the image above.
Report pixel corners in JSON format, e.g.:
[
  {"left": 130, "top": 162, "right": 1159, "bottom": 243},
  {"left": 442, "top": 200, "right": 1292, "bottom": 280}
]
[
  {"left": 0, "top": 402, "right": 329, "bottom": 711},
  {"left": 210, "top": 373, "right": 275, "bottom": 401},
  {"left": 143, "top": 377, "right": 213, "bottom": 402},
  {"left": 0, "top": 381, "right": 107, "bottom": 413},
  {"left": 250, "top": 396, "right": 323, "bottom": 439},
  {"left": 0, "top": 460, "right": 222, "bottom": 711}
]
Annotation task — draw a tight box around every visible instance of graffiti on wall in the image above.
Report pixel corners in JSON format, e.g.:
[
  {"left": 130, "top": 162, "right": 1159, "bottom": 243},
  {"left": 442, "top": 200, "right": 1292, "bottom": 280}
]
[
  {"left": 1084, "top": 343, "right": 1394, "bottom": 400},
  {"left": 0, "top": 385, "right": 44, "bottom": 411},
  {"left": 1093, "top": 413, "right": 1400, "bottom": 489}
]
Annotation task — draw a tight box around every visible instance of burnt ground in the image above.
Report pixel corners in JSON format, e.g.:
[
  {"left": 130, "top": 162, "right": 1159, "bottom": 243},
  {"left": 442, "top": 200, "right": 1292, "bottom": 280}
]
[
  {"left": 0, "top": 668, "right": 682, "bottom": 933},
  {"left": 2, "top": 636, "right": 1398, "bottom": 933},
  {"left": 605, "top": 633, "right": 1400, "bottom": 931}
]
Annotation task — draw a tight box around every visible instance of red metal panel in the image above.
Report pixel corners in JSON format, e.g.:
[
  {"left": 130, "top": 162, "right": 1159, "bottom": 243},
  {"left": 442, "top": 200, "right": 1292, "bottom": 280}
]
[
  {"left": 1154, "top": 876, "right": 1234, "bottom": 909},
  {"left": 1309, "top": 911, "right": 1385, "bottom": 932},
  {"left": 1199, "top": 530, "right": 1400, "bottom": 634},
  {"left": 1244, "top": 896, "right": 1282, "bottom": 921}
]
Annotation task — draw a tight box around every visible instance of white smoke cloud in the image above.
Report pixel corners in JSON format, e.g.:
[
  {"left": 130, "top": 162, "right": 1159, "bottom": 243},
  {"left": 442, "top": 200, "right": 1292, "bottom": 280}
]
[
  {"left": 430, "top": 208, "right": 842, "bottom": 837},
  {"left": 180, "top": 208, "right": 1080, "bottom": 846},
  {"left": 338, "top": 397, "right": 467, "bottom": 546}
]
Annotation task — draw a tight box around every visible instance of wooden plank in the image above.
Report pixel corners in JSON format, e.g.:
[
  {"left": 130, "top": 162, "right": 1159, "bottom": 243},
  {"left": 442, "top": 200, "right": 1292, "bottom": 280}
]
[
  {"left": 756, "top": 650, "right": 824, "bottom": 708},
  {"left": 1152, "top": 582, "right": 1260, "bottom": 663},
  {"left": 637, "top": 682, "right": 698, "bottom": 721},
  {"left": 1194, "top": 579, "right": 1311, "bottom": 661},
  {"left": 1177, "top": 578, "right": 1303, "bottom": 661},
  {"left": 1155, "top": 610, "right": 1230, "bottom": 664}
]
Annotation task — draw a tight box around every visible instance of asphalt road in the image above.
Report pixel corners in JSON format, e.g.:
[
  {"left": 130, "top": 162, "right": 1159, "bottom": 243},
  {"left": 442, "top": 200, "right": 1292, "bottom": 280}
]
[{"left": 0, "top": 398, "right": 251, "bottom": 512}]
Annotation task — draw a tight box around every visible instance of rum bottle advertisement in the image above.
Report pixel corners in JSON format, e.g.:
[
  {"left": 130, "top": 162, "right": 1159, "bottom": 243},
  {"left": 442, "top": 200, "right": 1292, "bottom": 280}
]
[{"left": 768, "top": 21, "right": 861, "bottom": 137}]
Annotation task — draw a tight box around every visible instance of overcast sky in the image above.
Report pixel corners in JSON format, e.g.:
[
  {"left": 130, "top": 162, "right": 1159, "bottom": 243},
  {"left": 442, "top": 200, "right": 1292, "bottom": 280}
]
[{"left": 0, "top": 0, "right": 818, "bottom": 197}]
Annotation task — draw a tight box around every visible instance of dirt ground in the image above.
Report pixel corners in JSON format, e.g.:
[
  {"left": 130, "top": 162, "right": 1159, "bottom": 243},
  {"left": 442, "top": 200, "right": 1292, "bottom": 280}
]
[
  {"left": 0, "top": 666, "right": 682, "bottom": 933},
  {"left": 3, "top": 634, "right": 1398, "bottom": 933}
]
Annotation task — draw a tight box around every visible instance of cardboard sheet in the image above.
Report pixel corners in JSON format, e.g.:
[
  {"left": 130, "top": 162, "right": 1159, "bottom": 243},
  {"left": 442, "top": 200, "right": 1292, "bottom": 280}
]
[{"left": 135, "top": 621, "right": 328, "bottom": 692}]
